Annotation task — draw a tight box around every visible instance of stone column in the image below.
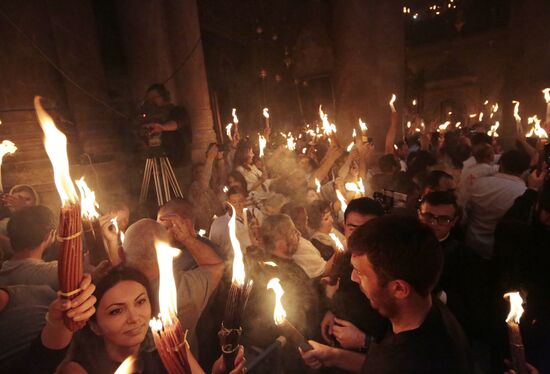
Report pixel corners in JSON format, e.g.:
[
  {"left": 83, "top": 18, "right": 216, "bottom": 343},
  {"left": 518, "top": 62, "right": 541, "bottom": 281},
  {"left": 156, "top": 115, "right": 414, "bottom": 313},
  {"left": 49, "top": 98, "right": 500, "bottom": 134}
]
[
  {"left": 163, "top": 0, "right": 216, "bottom": 162},
  {"left": 331, "top": 0, "right": 404, "bottom": 149}
]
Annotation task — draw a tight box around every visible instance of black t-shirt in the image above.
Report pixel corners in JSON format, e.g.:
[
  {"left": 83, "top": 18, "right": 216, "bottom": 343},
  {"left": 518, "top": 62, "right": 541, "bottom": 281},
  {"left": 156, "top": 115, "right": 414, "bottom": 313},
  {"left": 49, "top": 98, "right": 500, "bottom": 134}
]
[
  {"left": 159, "top": 104, "right": 191, "bottom": 165},
  {"left": 361, "top": 300, "right": 474, "bottom": 374}
]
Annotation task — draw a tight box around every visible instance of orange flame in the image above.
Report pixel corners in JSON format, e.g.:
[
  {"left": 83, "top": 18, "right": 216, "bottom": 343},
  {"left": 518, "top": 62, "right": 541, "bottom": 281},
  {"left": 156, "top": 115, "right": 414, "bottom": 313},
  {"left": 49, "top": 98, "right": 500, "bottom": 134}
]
[
  {"left": 225, "top": 123, "right": 233, "bottom": 141},
  {"left": 151, "top": 241, "right": 181, "bottom": 325},
  {"left": 504, "top": 292, "right": 524, "bottom": 324},
  {"left": 34, "top": 96, "right": 78, "bottom": 206},
  {"left": 329, "top": 233, "right": 345, "bottom": 253},
  {"left": 228, "top": 204, "right": 246, "bottom": 286},
  {"left": 75, "top": 177, "right": 100, "bottom": 220},
  {"left": 359, "top": 119, "right": 368, "bottom": 134},
  {"left": 114, "top": 355, "right": 137, "bottom": 374},
  {"left": 0, "top": 140, "right": 17, "bottom": 161},
  {"left": 263, "top": 108, "right": 270, "bottom": 119},
  {"left": 259, "top": 134, "right": 267, "bottom": 157},
  {"left": 526, "top": 115, "right": 548, "bottom": 139},
  {"left": 315, "top": 178, "right": 321, "bottom": 193},
  {"left": 512, "top": 101, "right": 521, "bottom": 123},
  {"left": 389, "top": 94, "right": 397, "bottom": 112},
  {"left": 346, "top": 142, "right": 354, "bottom": 152},
  {"left": 335, "top": 189, "right": 348, "bottom": 213},
  {"left": 232, "top": 108, "right": 239, "bottom": 124},
  {"left": 319, "top": 106, "right": 335, "bottom": 136},
  {"left": 438, "top": 121, "right": 451, "bottom": 131},
  {"left": 487, "top": 121, "right": 500, "bottom": 137},
  {"left": 542, "top": 88, "right": 550, "bottom": 104},
  {"left": 267, "top": 278, "right": 287, "bottom": 325}
]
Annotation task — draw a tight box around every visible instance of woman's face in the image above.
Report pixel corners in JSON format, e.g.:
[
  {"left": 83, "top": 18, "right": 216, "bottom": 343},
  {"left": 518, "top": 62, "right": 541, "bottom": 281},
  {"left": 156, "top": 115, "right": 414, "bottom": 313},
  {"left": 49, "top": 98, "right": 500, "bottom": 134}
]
[
  {"left": 319, "top": 209, "right": 334, "bottom": 233},
  {"left": 13, "top": 190, "right": 36, "bottom": 207},
  {"left": 246, "top": 148, "right": 254, "bottom": 164},
  {"left": 92, "top": 280, "right": 151, "bottom": 350}
]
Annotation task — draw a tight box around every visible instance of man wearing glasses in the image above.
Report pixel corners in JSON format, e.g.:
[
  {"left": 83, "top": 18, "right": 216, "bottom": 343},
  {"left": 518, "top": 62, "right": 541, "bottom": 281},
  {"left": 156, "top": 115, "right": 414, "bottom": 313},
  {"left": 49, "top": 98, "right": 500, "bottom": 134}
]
[{"left": 418, "top": 191, "right": 493, "bottom": 353}]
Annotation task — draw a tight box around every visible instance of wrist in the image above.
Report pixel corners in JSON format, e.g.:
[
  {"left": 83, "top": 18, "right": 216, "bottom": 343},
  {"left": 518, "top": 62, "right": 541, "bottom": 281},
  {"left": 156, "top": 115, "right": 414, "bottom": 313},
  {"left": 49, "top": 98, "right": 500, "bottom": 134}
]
[{"left": 45, "top": 311, "right": 66, "bottom": 329}]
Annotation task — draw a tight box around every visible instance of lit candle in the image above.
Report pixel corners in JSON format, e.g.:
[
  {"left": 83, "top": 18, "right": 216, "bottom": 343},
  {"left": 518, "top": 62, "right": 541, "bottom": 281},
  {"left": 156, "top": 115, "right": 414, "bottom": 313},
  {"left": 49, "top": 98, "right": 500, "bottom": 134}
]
[
  {"left": 263, "top": 107, "right": 270, "bottom": 129},
  {"left": 0, "top": 140, "right": 17, "bottom": 192},
  {"left": 542, "top": 88, "right": 550, "bottom": 126},
  {"left": 512, "top": 101, "right": 522, "bottom": 134},
  {"left": 389, "top": 94, "right": 397, "bottom": 113},
  {"left": 504, "top": 292, "right": 527, "bottom": 374}
]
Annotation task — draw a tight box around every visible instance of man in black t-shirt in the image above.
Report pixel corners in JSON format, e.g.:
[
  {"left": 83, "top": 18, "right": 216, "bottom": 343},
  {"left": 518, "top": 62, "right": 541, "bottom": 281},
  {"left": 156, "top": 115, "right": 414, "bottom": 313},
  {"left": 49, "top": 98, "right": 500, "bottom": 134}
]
[{"left": 301, "top": 215, "right": 475, "bottom": 373}]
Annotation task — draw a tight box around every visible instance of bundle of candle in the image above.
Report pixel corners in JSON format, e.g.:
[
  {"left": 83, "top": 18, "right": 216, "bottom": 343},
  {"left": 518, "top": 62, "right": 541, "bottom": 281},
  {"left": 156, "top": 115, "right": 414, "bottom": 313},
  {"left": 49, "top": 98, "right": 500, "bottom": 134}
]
[
  {"left": 0, "top": 139, "right": 17, "bottom": 192},
  {"left": 34, "top": 96, "right": 84, "bottom": 331},
  {"left": 75, "top": 177, "right": 110, "bottom": 266},
  {"left": 504, "top": 292, "right": 527, "bottom": 374},
  {"left": 149, "top": 242, "right": 192, "bottom": 374},
  {"left": 219, "top": 204, "right": 253, "bottom": 370},
  {"left": 267, "top": 278, "right": 312, "bottom": 352},
  {"left": 326, "top": 233, "right": 346, "bottom": 285}
]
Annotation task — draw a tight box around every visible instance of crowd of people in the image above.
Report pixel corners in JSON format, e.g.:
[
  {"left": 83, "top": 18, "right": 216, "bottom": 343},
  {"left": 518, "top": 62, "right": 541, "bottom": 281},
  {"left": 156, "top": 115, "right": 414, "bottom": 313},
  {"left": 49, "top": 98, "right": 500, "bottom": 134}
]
[{"left": 0, "top": 85, "right": 549, "bottom": 373}]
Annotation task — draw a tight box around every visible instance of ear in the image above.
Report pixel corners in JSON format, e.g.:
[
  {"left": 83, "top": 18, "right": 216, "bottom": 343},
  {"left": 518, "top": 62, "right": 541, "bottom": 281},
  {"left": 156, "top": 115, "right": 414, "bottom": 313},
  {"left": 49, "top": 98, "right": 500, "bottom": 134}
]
[
  {"left": 89, "top": 320, "right": 102, "bottom": 336},
  {"left": 389, "top": 279, "right": 411, "bottom": 300},
  {"left": 43, "top": 229, "right": 55, "bottom": 246}
]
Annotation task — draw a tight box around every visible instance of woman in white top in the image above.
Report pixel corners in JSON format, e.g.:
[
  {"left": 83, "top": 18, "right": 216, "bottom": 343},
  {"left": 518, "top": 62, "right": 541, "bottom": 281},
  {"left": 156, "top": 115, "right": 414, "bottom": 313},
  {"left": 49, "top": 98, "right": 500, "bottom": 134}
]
[{"left": 234, "top": 144, "right": 267, "bottom": 192}]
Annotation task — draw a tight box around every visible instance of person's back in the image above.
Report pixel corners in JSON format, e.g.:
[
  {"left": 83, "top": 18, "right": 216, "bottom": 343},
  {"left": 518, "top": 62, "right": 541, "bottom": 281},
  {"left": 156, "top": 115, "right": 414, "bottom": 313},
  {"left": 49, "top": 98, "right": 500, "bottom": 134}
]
[
  {"left": 465, "top": 150, "right": 529, "bottom": 258},
  {"left": 363, "top": 300, "right": 472, "bottom": 373},
  {"left": 0, "top": 206, "right": 57, "bottom": 289}
]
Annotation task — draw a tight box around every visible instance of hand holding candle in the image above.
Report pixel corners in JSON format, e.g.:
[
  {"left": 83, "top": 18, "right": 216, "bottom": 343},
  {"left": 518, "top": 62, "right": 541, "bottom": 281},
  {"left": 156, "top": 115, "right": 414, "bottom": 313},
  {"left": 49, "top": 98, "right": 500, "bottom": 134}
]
[{"left": 504, "top": 292, "right": 527, "bottom": 374}]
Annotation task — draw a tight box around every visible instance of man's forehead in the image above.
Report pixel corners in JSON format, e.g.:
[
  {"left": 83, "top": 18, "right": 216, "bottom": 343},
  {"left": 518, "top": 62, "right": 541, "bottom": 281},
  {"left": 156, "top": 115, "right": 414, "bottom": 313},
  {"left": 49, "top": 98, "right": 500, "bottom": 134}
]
[
  {"left": 420, "top": 202, "right": 455, "bottom": 214},
  {"left": 346, "top": 212, "right": 376, "bottom": 225}
]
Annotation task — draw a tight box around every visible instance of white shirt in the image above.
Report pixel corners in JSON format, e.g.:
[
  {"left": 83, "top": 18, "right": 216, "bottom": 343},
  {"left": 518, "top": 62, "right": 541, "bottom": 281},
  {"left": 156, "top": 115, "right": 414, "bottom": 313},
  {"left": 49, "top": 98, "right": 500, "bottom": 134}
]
[
  {"left": 465, "top": 173, "right": 526, "bottom": 259},
  {"left": 236, "top": 165, "right": 265, "bottom": 192},
  {"left": 209, "top": 212, "right": 252, "bottom": 258},
  {"left": 457, "top": 163, "right": 499, "bottom": 207},
  {"left": 292, "top": 237, "right": 327, "bottom": 278}
]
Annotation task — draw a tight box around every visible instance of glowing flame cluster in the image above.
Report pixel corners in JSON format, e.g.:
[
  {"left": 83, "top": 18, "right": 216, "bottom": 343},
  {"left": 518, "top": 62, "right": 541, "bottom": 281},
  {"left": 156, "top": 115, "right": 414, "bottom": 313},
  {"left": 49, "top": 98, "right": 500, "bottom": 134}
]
[
  {"left": 34, "top": 97, "right": 78, "bottom": 206},
  {"left": 315, "top": 178, "right": 321, "bottom": 193},
  {"left": 0, "top": 140, "right": 17, "bottom": 161},
  {"left": 228, "top": 204, "right": 246, "bottom": 286},
  {"left": 359, "top": 119, "right": 368, "bottom": 134},
  {"left": 526, "top": 115, "right": 548, "bottom": 139},
  {"left": 438, "top": 121, "right": 451, "bottom": 132},
  {"left": 329, "top": 233, "right": 345, "bottom": 253},
  {"left": 150, "top": 242, "right": 181, "bottom": 328},
  {"left": 512, "top": 101, "right": 521, "bottom": 122},
  {"left": 319, "top": 106, "right": 336, "bottom": 136},
  {"left": 114, "top": 355, "right": 137, "bottom": 374},
  {"left": 267, "top": 278, "right": 287, "bottom": 325},
  {"left": 344, "top": 178, "right": 365, "bottom": 195},
  {"left": 487, "top": 121, "right": 500, "bottom": 137},
  {"left": 75, "top": 178, "right": 100, "bottom": 220},
  {"left": 232, "top": 108, "right": 239, "bottom": 124},
  {"left": 335, "top": 189, "right": 348, "bottom": 213},
  {"left": 226, "top": 123, "right": 233, "bottom": 141},
  {"left": 542, "top": 88, "right": 550, "bottom": 104},
  {"left": 504, "top": 292, "right": 524, "bottom": 324},
  {"left": 263, "top": 108, "right": 270, "bottom": 119}
]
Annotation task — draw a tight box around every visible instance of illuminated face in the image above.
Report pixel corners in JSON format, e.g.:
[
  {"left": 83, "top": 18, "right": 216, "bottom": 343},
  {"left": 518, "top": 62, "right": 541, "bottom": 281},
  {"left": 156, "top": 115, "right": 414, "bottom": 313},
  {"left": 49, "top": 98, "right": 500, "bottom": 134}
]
[
  {"left": 115, "top": 207, "right": 130, "bottom": 232},
  {"left": 227, "top": 193, "right": 246, "bottom": 217},
  {"left": 13, "top": 190, "right": 36, "bottom": 208},
  {"left": 418, "top": 203, "right": 457, "bottom": 240},
  {"left": 92, "top": 281, "right": 151, "bottom": 350},
  {"left": 145, "top": 89, "right": 165, "bottom": 107},
  {"left": 299, "top": 157, "right": 313, "bottom": 174},
  {"left": 246, "top": 148, "right": 254, "bottom": 164},
  {"left": 156, "top": 207, "right": 194, "bottom": 245},
  {"left": 351, "top": 254, "right": 394, "bottom": 317},
  {"left": 344, "top": 213, "right": 377, "bottom": 240}
]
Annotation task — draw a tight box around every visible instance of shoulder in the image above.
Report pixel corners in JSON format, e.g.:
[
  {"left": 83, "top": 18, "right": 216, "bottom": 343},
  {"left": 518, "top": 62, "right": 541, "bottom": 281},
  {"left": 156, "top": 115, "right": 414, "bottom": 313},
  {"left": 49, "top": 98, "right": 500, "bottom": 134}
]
[{"left": 57, "top": 361, "right": 88, "bottom": 374}]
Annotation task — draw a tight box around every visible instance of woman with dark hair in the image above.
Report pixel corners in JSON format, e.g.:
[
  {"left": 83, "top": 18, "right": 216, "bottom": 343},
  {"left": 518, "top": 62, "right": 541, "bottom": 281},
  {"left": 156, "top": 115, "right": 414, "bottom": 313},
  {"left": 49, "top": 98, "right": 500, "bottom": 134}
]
[
  {"left": 234, "top": 144, "right": 267, "bottom": 192},
  {"left": 227, "top": 170, "right": 248, "bottom": 196},
  {"left": 58, "top": 266, "right": 244, "bottom": 374}
]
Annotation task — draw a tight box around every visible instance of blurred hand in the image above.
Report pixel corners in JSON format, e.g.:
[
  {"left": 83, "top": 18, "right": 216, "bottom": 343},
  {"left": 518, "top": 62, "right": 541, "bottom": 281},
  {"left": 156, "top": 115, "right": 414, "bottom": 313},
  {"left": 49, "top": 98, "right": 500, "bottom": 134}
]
[
  {"left": 212, "top": 345, "right": 245, "bottom": 374},
  {"left": 99, "top": 214, "right": 118, "bottom": 245},
  {"left": 300, "top": 340, "right": 335, "bottom": 370},
  {"left": 320, "top": 311, "right": 335, "bottom": 344},
  {"left": 3, "top": 193, "right": 27, "bottom": 211},
  {"left": 528, "top": 167, "right": 547, "bottom": 191},
  {"left": 333, "top": 318, "right": 365, "bottom": 350},
  {"left": 159, "top": 214, "right": 196, "bottom": 245},
  {"left": 49, "top": 273, "right": 96, "bottom": 326},
  {"left": 147, "top": 123, "right": 164, "bottom": 134},
  {"left": 207, "top": 144, "right": 219, "bottom": 160},
  {"left": 504, "top": 359, "right": 539, "bottom": 374}
]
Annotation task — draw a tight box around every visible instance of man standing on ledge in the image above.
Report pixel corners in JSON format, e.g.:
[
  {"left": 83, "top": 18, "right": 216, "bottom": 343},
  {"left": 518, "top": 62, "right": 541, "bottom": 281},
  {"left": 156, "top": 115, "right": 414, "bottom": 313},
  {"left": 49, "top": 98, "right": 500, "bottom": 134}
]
[
  {"left": 301, "top": 215, "right": 474, "bottom": 373},
  {"left": 142, "top": 83, "right": 192, "bottom": 183}
]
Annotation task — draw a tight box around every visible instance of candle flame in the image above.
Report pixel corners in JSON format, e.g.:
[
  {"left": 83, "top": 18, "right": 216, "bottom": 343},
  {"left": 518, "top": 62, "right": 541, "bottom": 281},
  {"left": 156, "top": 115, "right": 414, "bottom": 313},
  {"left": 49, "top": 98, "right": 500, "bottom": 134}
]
[
  {"left": 359, "top": 119, "right": 368, "bottom": 133},
  {"left": 319, "top": 106, "right": 335, "bottom": 136},
  {"left": 542, "top": 88, "right": 550, "bottom": 104},
  {"left": 438, "top": 121, "right": 451, "bottom": 131},
  {"left": 504, "top": 292, "right": 524, "bottom": 324},
  {"left": 412, "top": 99, "right": 417, "bottom": 106},
  {"left": 455, "top": 122, "right": 462, "bottom": 129},
  {"left": 286, "top": 133, "right": 296, "bottom": 151},
  {"left": 267, "top": 278, "right": 286, "bottom": 325},
  {"left": 329, "top": 233, "right": 345, "bottom": 253},
  {"left": 525, "top": 115, "right": 548, "bottom": 139},
  {"left": 152, "top": 241, "right": 181, "bottom": 323},
  {"left": 407, "top": 121, "right": 411, "bottom": 129},
  {"left": 315, "top": 178, "right": 321, "bottom": 193},
  {"left": 335, "top": 189, "right": 347, "bottom": 213},
  {"left": 75, "top": 177, "right": 100, "bottom": 220},
  {"left": 263, "top": 107, "right": 270, "bottom": 119},
  {"left": 264, "top": 261, "right": 277, "bottom": 267},
  {"left": 483, "top": 100, "right": 489, "bottom": 105},
  {"left": 225, "top": 123, "right": 233, "bottom": 141},
  {"left": 487, "top": 121, "right": 500, "bottom": 137},
  {"left": 0, "top": 140, "right": 17, "bottom": 161},
  {"left": 389, "top": 94, "right": 397, "bottom": 112},
  {"left": 114, "top": 355, "right": 137, "bottom": 374},
  {"left": 352, "top": 128, "right": 357, "bottom": 139},
  {"left": 469, "top": 114, "right": 477, "bottom": 118},
  {"left": 198, "top": 229, "right": 206, "bottom": 237},
  {"left": 34, "top": 96, "right": 78, "bottom": 206},
  {"left": 512, "top": 101, "right": 521, "bottom": 122},
  {"left": 232, "top": 108, "right": 239, "bottom": 124},
  {"left": 478, "top": 112, "right": 484, "bottom": 122},
  {"left": 228, "top": 204, "right": 246, "bottom": 286},
  {"left": 490, "top": 103, "right": 499, "bottom": 118},
  {"left": 259, "top": 134, "right": 267, "bottom": 157},
  {"left": 346, "top": 142, "right": 354, "bottom": 152}
]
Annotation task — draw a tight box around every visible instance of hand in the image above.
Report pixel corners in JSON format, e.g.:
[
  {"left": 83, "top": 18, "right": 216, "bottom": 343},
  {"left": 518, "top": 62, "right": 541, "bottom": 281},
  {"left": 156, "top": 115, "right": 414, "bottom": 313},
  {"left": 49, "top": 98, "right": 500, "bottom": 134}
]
[
  {"left": 99, "top": 214, "right": 118, "bottom": 246},
  {"left": 49, "top": 274, "right": 96, "bottom": 326},
  {"left": 528, "top": 167, "right": 547, "bottom": 191},
  {"left": 212, "top": 345, "right": 245, "bottom": 374},
  {"left": 300, "top": 340, "right": 336, "bottom": 370},
  {"left": 320, "top": 311, "right": 336, "bottom": 344},
  {"left": 207, "top": 144, "right": 219, "bottom": 160},
  {"left": 333, "top": 318, "right": 365, "bottom": 350},
  {"left": 504, "top": 359, "right": 539, "bottom": 374},
  {"left": 2, "top": 193, "right": 27, "bottom": 211},
  {"left": 324, "top": 278, "right": 339, "bottom": 299},
  {"left": 358, "top": 143, "right": 374, "bottom": 160},
  {"left": 159, "top": 214, "right": 196, "bottom": 245}
]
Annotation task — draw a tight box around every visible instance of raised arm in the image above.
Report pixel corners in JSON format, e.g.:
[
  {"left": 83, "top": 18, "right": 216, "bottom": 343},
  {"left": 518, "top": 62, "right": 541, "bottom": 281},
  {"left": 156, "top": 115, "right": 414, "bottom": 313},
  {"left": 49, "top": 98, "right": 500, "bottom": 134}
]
[
  {"left": 310, "top": 145, "right": 344, "bottom": 188},
  {"left": 385, "top": 111, "right": 398, "bottom": 155}
]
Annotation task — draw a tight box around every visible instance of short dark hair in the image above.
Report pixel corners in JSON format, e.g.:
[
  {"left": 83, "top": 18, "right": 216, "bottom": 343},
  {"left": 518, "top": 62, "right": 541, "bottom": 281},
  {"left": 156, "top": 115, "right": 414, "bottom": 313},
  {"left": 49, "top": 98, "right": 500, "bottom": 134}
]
[
  {"left": 499, "top": 150, "right": 530, "bottom": 176},
  {"left": 470, "top": 133, "right": 492, "bottom": 146},
  {"left": 146, "top": 83, "right": 170, "bottom": 101},
  {"left": 425, "top": 170, "right": 453, "bottom": 190},
  {"left": 92, "top": 266, "right": 154, "bottom": 320},
  {"left": 378, "top": 154, "right": 399, "bottom": 173},
  {"left": 306, "top": 200, "right": 331, "bottom": 231},
  {"left": 344, "top": 197, "right": 384, "bottom": 222},
  {"left": 227, "top": 171, "right": 248, "bottom": 195},
  {"left": 473, "top": 143, "right": 493, "bottom": 163},
  {"left": 7, "top": 205, "right": 56, "bottom": 251},
  {"left": 348, "top": 215, "right": 443, "bottom": 297},
  {"left": 419, "top": 191, "right": 458, "bottom": 216},
  {"left": 227, "top": 185, "right": 246, "bottom": 199}
]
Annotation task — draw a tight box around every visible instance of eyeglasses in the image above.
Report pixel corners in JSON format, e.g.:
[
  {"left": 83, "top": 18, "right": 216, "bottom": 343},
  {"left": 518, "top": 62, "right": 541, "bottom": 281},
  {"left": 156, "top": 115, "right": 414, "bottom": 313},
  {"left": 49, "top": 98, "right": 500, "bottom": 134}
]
[{"left": 418, "top": 210, "right": 455, "bottom": 225}]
